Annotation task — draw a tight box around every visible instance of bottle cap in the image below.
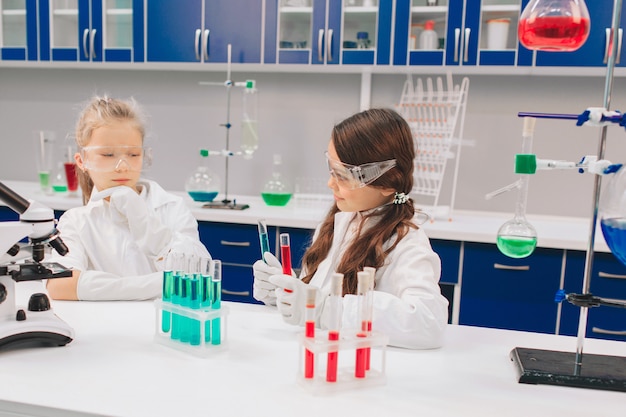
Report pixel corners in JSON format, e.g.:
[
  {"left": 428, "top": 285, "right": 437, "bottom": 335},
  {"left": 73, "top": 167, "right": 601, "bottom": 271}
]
[
  {"left": 200, "top": 149, "right": 209, "bottom": 157},
  {"left": 424, "top": 20, "right": 435, "bottom": 30}
]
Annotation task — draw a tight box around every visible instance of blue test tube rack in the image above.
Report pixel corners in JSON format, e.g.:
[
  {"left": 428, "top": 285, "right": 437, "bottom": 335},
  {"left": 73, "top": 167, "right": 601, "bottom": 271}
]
[{"left": 296, "top": 329, "right": 388, "bottom": 395}]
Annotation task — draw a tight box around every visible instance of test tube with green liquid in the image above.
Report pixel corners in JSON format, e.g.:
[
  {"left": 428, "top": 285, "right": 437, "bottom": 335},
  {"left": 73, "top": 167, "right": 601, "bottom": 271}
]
[
  {"left": 211, "top": 260, "right": 222, "bottom": 345},
  {"left": 161, "top": 254, "right": 174, "bottom": 333},
  {"left": 170, "top": 253, "right": 185, "bottom": 341}
]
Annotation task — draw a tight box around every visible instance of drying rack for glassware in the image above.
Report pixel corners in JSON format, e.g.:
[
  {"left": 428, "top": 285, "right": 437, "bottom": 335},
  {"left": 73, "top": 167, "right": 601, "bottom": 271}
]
[{"left": 395, "top": 73, "right": 470, "bottom": 221}]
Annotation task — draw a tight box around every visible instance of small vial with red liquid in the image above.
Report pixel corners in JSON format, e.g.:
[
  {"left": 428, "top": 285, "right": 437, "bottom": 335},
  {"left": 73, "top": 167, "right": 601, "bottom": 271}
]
[
  {"left": 279, "top": 233, "right": 293, "bottom": 293},
  {"left": 326, "top": 272, "right": 344, "bottom": 383},
  {"left": 304, "top": 287, "right": 317, "bottom": 379},
  {"left": 355, "top": 271, "right": 371, "bottom": 378}
]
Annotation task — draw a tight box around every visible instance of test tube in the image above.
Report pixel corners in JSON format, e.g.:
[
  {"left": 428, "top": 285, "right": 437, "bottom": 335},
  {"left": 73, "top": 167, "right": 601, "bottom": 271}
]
[
  {"left": 170, "top": 253, "right": 185, "bottom": 341},
  {"left": 363, "top": 267, "right": 376, "bottom": 371},
  {"left": 161, "top": 253, "right": 174, "bottom": 333},
  {"left": 355, "top": 271, "right": 370, "bottom": 378},
  {"left": 304, "top": 287, "right": 317, "bottom": 379},
  {"left": 258, "top": 219, "right": 270, "bottom": 262},
  {"left": 188, "top": 255, "right": 201, "bottom": 346},
  {"left": 326, "top": 272, "right": 344, "bottom": 383},
  {"left": 211, "top": 260, "right": 222, "bottom": 345},
  {"left": 200, "top": 257, "right": 214, "bottom": 343},
  {"left": 279, "top": 233, "right": 293, "bottom": 293}
]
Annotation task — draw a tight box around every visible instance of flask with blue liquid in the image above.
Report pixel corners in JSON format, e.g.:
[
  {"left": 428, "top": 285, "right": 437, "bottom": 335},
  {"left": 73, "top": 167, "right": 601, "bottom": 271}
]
[
  {"left": 186, "top": 149, "right": 221, "bottom": 202},
  {"left": 599, "top": 164, "right": 626, "bottom": 266}
]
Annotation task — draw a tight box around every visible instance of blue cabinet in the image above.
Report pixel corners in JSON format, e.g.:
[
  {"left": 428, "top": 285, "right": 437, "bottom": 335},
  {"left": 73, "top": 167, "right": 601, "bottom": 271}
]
[
  {"left": 39, "top": 0, "right": 143, "bottom": 62},
  {"left": 146, "top": 0, "right": 262, "bottom": 63},
  {"left": 0, "top": 0, "right": 38, "bottom": 61},
  {"left": 459, "top": 242, "right": 564, "bottom": 334},
  {"left": 560, "top": 250, "right": 626, "bottom": 342},
  {"left": 535, "top": 2, "right": 623, "bottom": 68},
  {"left": 266, "top": 0, "right": 392, "bottom": 65},
  {"left": 394, "top": 0, "right": 532, "bottom": 67}
]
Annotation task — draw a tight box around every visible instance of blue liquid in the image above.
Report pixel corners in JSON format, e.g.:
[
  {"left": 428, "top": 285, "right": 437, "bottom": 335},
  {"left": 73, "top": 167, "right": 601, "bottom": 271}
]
[
  {"left": 170, "top": 274, "right": 182, "bottom": 340},
  {"left": 601, "top": 218, "right": 626, "bottom": 267},
  {"left": 211, "top": 280, "right": 221, "bottom": 345},
  {"left": 188, "top": 191, "right": 218, "bottom": 202},
  {"left": 161, "top": 271, "right": 173, "bottom": 333},
  {"left": 189, "top": 277, "right": 201, "bottom": 346},
  {"left": 202, "top": 275, "right": 213, "bottom": 342},
  {"left": 179, "top": 276, "right": 191, "bottom": 343}
]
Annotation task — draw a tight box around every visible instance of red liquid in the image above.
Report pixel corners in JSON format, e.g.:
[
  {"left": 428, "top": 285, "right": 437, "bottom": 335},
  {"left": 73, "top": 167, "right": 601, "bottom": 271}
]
[
  {"left": 355, "top": 330, "right": 367, "bottom": 378},
  {"left": 305, "top": 320, "right": 315, "bottom": 379},
  {"left": 519, "top": 16, "right": 590, "bottom": 51},
  {"left": 365, "top": 320, "right": 372, "bottom": 371},
  {"left": 280, "top": 244, "right": 293, "bottom": 293},
  {"left": 326, "top": 330, "right": 339, "bottom": 382},
  {"left": 63, "top": 162, "right": 78, "bottom": 192}
]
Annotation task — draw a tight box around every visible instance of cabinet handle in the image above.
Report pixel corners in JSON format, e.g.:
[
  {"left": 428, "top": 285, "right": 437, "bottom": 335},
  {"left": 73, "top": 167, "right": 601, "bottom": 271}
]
[
  {"left": 194, "top": 28, "right": 202, "bottom": 61},
  {"left": 598, "top": 271, "right": 626, "bottom": 280},
  {"left": 326, "top": 28, "right": 334, "bottom": 62},
  {"left": 203, "top": 29, "right": 210, "bottom": 61},
  {"left": 220, "top": 240, "right": 251, "bottom": 247},
  {"left": 222, "top": 289, "right": 250, "bottom": 297},
  {"left": 82, "top": 28, "right": 90, "bottom": 59},
  {"left": 591, "top": 327, "right": 626, "bottom": 336},
  {"left": 618, "top": 28, "right": 623, "bottom": 64},
  {"left": 463, "top": 28, "right": 470, "bottom": 63},
  {"left": 318, "top": 29, "right": 324, "bottom": 62},
  {"left": 604, "top": 28, "right": 611, "bottom": 64},
  {"left": 454, "top": 28, "right": 460, "bottom": 62},
  {"left": 493, "top": 263, "right": 530, "bottom": 271},
  {"left": 90, "top": 29, "right": 96, "bottom": 60}
]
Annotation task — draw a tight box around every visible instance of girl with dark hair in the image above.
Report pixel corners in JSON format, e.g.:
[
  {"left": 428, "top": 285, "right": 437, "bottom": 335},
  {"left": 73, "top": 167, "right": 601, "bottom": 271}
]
[{"left": 253, "top": 108, "right": 448, "bottom": 349}]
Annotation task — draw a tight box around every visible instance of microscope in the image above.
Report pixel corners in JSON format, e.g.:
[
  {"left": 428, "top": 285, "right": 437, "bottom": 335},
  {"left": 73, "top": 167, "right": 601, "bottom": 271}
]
[{"left": 0, "top": 181, "right": 74, "bottom": 350}]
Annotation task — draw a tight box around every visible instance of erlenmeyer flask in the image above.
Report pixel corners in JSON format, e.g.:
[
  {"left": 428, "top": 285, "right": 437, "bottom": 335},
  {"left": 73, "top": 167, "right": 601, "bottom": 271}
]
[
  {"left": 518, "top": 0, "right": 590, "bottom": 51},
  {"left": 185, "top": 149, "right": 221, "bottom": 202}
]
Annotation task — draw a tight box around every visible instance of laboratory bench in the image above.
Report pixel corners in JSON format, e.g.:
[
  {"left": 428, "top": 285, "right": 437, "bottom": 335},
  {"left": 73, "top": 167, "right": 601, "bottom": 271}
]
[
  {"left": 1, "top": 180, "right": 625, "bottom": 342},
  {"left": 0, "top": 281, "right": 624, "bottom": 417}
]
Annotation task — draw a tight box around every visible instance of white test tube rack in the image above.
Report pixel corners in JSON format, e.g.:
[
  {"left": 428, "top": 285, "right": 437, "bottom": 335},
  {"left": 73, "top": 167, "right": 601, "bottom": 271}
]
[
  {"left": 154, "top": 300, "right": 229, "bottom": 357},
  {"left": 296, "top": 329, "right": 388, "bottom": 394}
]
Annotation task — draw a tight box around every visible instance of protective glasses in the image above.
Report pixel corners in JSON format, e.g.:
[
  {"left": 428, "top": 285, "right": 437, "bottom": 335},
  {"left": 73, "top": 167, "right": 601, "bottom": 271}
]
[
  {"left": 325, "top": 151, "right": 396, "bottom": 190},
  {"left": 80, "top": 146, "right": 152, "bottom": 172}
]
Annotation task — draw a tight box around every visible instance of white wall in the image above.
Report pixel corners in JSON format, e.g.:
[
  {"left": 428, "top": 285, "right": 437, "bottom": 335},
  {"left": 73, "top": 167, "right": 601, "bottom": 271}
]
[{"left": 2, "top": 67, "right": 626, "bottom": 219}]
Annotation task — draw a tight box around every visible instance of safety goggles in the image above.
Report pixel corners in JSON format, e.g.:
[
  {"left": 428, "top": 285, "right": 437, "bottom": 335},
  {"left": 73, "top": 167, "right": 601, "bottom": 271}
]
[
  {"left": 80, "top": 146, "right": 152, "bottom": 172},
  {"left": 325, "top": 151, "right": 396, "bottom": 190}
]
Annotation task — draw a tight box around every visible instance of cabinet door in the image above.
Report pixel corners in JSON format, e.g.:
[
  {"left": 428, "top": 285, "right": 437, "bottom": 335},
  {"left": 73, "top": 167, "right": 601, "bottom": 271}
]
[
  {"left": 431, "top": 239, "right": 461, "bottom": 285},
  {"left": 341, "top": 0, "right": 393, "bottom": 65},
  {"left": 534, "top": 2, "right": 616, "bottom": 67},
  {"left": 459, "top": 242, "right": 564, "bottom": 333},
  {"left": 204, "top": 0, "right": 262, "bottom": 63},
  {"left": 146, "top": 0, "right": 202, "bottom": 62},
  {"left": 1, "top": 0, "right": 38, "bottom": 61},
  {"left": 560, "top": 250, "right": 626, "bottom": 342},
  {"left": 479, "top": 0, "right": 532, "bottom": 67},
  {"left": 101, "top": 0, "right": 144, "bottom": 62}
]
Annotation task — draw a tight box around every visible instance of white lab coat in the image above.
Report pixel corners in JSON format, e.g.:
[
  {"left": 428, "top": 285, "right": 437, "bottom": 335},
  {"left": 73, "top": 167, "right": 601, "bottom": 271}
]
[
  {"left": 47, "top": 180, "right": 210, "bottom": 301},
  {"left": 310, "top": 210, "right": 448, "bottom": 349}
]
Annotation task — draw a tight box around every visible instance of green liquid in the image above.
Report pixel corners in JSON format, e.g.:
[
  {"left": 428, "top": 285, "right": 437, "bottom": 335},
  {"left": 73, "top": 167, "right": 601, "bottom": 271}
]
[
  {"left": 161, "top": 271, "right": 173, "bottom": 333},
  {"left": 39, "top": 171, "right": 50, "bottom": 190},
  {"left": 52, "top": 184, "right": 67, "bottom": 192},
  {"left": 497, "top": 235, "right": 537, "bottom": 258},
  {"left": 261, "top": 193, "right": 292, "bottom": 206}
]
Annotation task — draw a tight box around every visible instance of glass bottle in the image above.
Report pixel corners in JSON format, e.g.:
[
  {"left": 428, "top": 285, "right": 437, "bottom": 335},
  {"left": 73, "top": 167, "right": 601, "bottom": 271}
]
[
  {"left": 51, "top": 162, "right": 68, "bottom": 193},
  {"left": 261, "top": 154, "right": 293, "bottom": 206},
  {"left": 185, "top": 149, "right": 221, "bottom": 202},
  {"left": 518, "top": 0, "right": 590, "bottom": 52},
  {"left": 241, "top": 80, "right": 258, "bottom": 159}
]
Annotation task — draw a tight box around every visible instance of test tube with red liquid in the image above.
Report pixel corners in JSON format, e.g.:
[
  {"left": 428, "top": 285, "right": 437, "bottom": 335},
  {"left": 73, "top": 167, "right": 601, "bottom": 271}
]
[
  {"left": 326, "top": 272, "right": 343, "bottom": 383},
  {"left": 363, "top": 267, "right": 376, "bottom": 371},
  {"left": 64, "top": 146, "right": 78, "bottom": 194},
  {"left": 355, "top": 271, "right": 370, "bottom": 378},
  {"left": 279, "top": 233, "right": 293, "bottom": 293},
  {"left": 304, "top": 287, "right": 317, "bottom": 379}
]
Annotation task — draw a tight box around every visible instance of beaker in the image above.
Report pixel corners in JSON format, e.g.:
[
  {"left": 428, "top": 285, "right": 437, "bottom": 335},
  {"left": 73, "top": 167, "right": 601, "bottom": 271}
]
[
  {"left": 185, "top": 149, "right": 221, "bottom": 202},
  {"left": 63, "top": 144, "right": 79, "bottom": 195},
  {"left": 599, "top": 164, "right": 626, "bottom": 267},
  {"left": 261, "top": 154, "right": 293, "bottom": 206},
  {"left": 518, "top": 0, "right": 590, "bottom": 51},
  {"left": 33, "top": 130, "right": 55, "bottom": 194}
]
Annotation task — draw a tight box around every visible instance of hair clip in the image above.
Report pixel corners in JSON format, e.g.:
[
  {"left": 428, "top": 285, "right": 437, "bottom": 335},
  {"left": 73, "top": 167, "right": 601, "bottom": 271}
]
[{"left": 393, "top": 192, "right": 410, "bottom": 205}]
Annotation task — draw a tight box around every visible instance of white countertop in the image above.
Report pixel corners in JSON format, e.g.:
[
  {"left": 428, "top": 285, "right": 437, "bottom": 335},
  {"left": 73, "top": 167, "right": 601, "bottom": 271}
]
[
  {"left": 0, "top": 281, "right": 624, "bottom": 417},
  {"left": 0, "top": 180, "right": 610, "bottom": 252}
]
